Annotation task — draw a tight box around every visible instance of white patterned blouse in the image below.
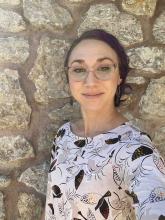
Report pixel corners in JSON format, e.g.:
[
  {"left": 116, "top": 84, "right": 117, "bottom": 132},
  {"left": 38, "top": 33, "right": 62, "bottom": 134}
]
[{"left": 45, "top": 121, "right": 165, "bottom": 220}]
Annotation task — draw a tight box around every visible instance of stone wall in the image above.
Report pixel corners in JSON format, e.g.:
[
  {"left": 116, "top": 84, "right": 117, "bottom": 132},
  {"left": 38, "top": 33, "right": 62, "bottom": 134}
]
[{"left": 0, "top": 0, "right": 164, "bottom": 219}]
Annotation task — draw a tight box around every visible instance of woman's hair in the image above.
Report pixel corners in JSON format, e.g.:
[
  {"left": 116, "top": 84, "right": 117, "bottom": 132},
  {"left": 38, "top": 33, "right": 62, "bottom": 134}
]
[{"left": 64, "top": 29, "right": 130, "bottom": 106}]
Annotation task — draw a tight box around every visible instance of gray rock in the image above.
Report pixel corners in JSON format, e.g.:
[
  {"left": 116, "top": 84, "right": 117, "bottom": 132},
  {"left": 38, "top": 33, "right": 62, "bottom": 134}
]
[
  {"left": 78, "top": 3, "right": 143, "bottom": 46},
  {"left": 28, "top": 37, "right": 70, "bottom": 104},
  {"left": 17, "top": 193, "right": 42, "bottom": 220},
  {"left": 126, "top": 76, "right": 146, "bottom": 85},
  {"left": 0, "top": 0, "right": 20, "bottom": 5},
  {"left": 128, "top": 47, "right": 165, "bottom": 73},
  {"left": 0, "top": 192, "right": 5, "bottom": 220},
  {"left": 23, "top": 0, "right": 73, "bottom": 31},
  {"left": 48, "top": 102, "right": 81, "bottom": 122},
  {"left": 153, "top": 11, "right": 165, "bottom": 44},
  {"left": 0, "top": 8, "right": 26, "bottom": 32},
  {"left": 0, "top": 136, "right": 34, "bottom": 169},
  {"left": 0, "top": 69, "right": 31, "bottom": 129},
  {"left": 139, "top": 76, "right": 165, "bottom": 118},
  {"left": 38, "top": 123, "right": 59, "bottom": 151},
  {"left": 68, "top": 0, "right": 100, "bottom": 2},
  {"left": 122, "top": 0, "right": 157, "bottom": 16},
  {"left": 0, "top": 176, "right": 11, "bottom": 188},
  {"left": 19, "top": 162, "right": 49, "bottom": 194},
  {"left": 0, "top": 37, "right": 29, "bottom": 64},
  {"left": 153, "top": 126, "right": 165, "bottom": 158}
]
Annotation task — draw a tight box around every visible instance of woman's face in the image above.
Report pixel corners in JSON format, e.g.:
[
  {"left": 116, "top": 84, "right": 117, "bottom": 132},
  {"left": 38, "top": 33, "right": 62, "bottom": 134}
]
[{"left": 67, "top": 39, "right": 122, "bottom": 111}]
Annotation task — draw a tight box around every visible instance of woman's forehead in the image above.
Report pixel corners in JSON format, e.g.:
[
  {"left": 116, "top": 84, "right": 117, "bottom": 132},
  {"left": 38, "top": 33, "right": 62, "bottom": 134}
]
[{"left": 68, "top": 39, "right": 118, "bottom": 64}]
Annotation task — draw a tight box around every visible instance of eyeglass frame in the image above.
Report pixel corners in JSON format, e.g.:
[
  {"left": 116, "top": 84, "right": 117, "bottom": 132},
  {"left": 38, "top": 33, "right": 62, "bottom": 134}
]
[{"left": 64, "top": 61, "right": 118, "bottom": 82}]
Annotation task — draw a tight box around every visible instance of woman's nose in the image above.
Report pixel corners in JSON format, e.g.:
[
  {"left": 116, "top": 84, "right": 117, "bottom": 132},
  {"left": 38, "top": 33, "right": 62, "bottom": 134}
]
[{"left": 84, "top": 70, "right": 98, "bottom": 86}]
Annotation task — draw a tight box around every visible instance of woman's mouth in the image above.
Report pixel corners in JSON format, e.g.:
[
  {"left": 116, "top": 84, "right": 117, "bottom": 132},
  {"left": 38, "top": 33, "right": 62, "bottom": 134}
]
[{"left": 82, "top": 93, "right": 104, "bottom": 98}]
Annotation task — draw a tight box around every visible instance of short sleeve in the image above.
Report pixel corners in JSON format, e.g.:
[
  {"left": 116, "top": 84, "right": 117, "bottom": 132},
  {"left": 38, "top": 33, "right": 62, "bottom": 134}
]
[{"left": 122, "top": 134, "right": 165, "bottom": 220}]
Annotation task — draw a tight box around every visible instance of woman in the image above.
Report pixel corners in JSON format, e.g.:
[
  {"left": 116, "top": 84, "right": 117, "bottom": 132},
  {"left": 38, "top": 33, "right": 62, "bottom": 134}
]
[{"left": 44, "top": 29, "right": 165, "bottom": 220}]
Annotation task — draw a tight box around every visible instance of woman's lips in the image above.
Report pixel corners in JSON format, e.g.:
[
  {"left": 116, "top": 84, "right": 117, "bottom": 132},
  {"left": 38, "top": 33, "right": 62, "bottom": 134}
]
[{"left": 82, "top": 93, "right": 104, "bottom": 98}]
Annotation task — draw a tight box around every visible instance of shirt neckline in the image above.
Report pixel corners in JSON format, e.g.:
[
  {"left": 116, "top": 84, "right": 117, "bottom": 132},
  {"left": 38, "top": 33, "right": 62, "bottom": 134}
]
[{"left": 67, "top": 121, "right": 131, "bottom": 139}]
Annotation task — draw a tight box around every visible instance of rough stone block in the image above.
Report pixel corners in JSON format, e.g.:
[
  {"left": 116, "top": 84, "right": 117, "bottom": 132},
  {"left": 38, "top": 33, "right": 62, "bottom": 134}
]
[
  {"left": 23, "top": 0, "right": 73, "bottom": 31},
  {"left": 0, "top": 8, "right": 26, "bottom": 32},
  {"left": 127, "top": 47, "right": 165, "bottom": 73},
  {"left": 0, "top": 69, "right": 31, "bottom": 129},
  {"left": 139, "top": 76, "right": 165, "bottom": 118},
  {"left": 122, "top": 0, "right": 158, "bottom": 16},
  {"left": 17, "top": 193, "right": 42, "bottom": 220},
  {"left": 28, "top": 37, "right": 70, "bottom": 104},
  {"left": 0, "top": 176, "right": 11, "bottom": 188},
  {"left": 78, "top": 3, "right": 143, "bottom": 46},
  {"left": 0, "top": 37, "right": 29, "bottom": 64},
  {"left": 0, "top": 0, "right": 20, "bottom": 5},
  {"left": 19, "top": 162, "right": 49, "bottom": 194},
  {"left": 0, "top": 136, "right": 34, "bottom": 169},
  {"left": 0, "top": 192, "right": 5, "bottom": 220},
  {"left": 153, "top": 11, "right": 165, "bottom": 44}
]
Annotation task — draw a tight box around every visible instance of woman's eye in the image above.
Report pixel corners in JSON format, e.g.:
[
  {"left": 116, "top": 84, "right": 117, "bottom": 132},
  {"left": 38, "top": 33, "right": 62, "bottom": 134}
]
[
  {"left": 98, "top": 66, "right": 112, "bottom": 72},
  {"left": 73, "top": 68, "right": 86, "bottom": 73}
]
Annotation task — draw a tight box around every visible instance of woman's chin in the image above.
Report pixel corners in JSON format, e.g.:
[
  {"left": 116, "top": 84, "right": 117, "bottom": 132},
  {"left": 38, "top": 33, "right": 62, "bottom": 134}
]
[{"left": 81, "top": 103, "right": 104, "bottom": 112}]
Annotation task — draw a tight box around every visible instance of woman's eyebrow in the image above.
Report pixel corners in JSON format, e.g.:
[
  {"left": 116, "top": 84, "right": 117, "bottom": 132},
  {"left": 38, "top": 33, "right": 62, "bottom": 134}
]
[
  {"left": 70, "top": 59, "right": 84, "bottom": 65},
  {"left": 70, "top": 57, "right": 115, "bottom": 66},
  {"left": 97, "top": 57, "right": 114, "bottom": 62}
]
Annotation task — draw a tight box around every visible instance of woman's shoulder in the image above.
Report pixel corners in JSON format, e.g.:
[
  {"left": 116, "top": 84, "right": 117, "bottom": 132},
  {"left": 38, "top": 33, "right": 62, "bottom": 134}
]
[{"left": 112, "top": 121, "right": 154, "bottom": 153}]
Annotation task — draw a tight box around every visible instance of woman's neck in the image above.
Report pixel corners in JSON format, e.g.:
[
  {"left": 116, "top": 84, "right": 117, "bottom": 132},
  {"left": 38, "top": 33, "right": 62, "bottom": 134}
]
[{"left": 72, "top": 105, "right": 127, "bottom": 137}]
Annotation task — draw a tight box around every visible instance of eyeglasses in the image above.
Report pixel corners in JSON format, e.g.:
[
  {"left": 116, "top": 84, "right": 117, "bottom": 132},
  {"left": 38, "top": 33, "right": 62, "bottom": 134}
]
[{"left": 65, "top": 62, "right": 117, "bottom": 82}]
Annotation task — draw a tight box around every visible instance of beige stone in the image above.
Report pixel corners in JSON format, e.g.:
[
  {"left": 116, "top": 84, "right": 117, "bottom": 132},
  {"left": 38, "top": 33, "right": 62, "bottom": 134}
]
[
  {"left": 153, "top": 127, "right": 165, "bottom": 158},
  {"left": 23, "top": 0, "right": 73, "bottom": 31},
  {"left": 17, "top": 193, "right": 42, "bottom": 220},
  {"left": 139, "top": 76, "right": 165, "bottom": 118},
  {"left": 153, "top": 11, "right": 165, "bottom": 44},
  {"left": 0, "top": 176, "right": 11, "bottom": 188},
  {"left": 19, "top": 162, "right": 49, "bottom": 194},
  {"left": 0, "top": 8, "right": 26, "bottom": 32},
  {"left": 0, "top": 37, "right": 29, "bottom": 64},
  {"left": 0, "top": 69, "right": 31, "bottom": 129},
  {"left": 0, "top": 0, "right": 20, "bottom": 5},
  {"left": 122, "top": 0, "right": 157, "bottom": 16},
  {"left": 48, "top": 102, "right": 81, "bottom": 122},
  {"left": 0, "top": 192, "right": 5, "bottom": 220},
  {"left": 38, "top": 123, "right": 59, "bottom": 151},
  {"left": 127, "top": 47, "right": 165, "bottom": 73},
  {"left": 78, "top": 3, "right": 143, "bottom": 46},
  {"left": 126, "top": 76, "right": 146, "bottom": 85},
  {"left": 29, "top": 37, "right": 70, "bottom": 104},
  {"left": 0, "top": 136, "right": 34, "bottom": 169}
]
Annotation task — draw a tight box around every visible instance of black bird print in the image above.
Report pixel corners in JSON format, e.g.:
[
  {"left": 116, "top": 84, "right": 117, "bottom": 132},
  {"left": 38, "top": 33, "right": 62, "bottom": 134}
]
[
  {"left": 78, "top": 211, "right": 88, "bottom": 220},
  {"left": 49, "top": 159, "right": 57, "bottom": 173},
  {"left": 48, "top": 203, "right": 54, "bottom": 215},
  {"left": 57, "top": 129, "right": 65, "bottom": 138},
  {"left": 99, "top": 199, "right": 109, "bottom": 219},
  {"left": 105, "top": 135, "right": 121, "bottom": 144},
  {"left": 132, "top": 146, "right": 153, "bottom": 161},
  {"left": 75, "top": 170, "right": 84, "bottom": 190},
  {"left": 140, "top": 131, "right": 152, "bottom": 141},
  {"left": 113, "top": 167, "right": 122, "bottom": 189},
  {"left": 159, "top": 215, "right": 165, "bottom": 220},
  {"left": 95, "top": 191, "right": 111, "bottom": 219},
  {"left": 52, "top": 185, "right": 63, "bottom": 198},
  {"left": 109, "top": 150, "right": 115, "bottom": 159},
  {"left": 125, "top": 190, "right": 139, "bottom": 204},
  {"left": 74, "top": 139, "right": 86, "bottom": 148},
  {"left": 52, "top": 143, "right": 56, "bottom": 152}
]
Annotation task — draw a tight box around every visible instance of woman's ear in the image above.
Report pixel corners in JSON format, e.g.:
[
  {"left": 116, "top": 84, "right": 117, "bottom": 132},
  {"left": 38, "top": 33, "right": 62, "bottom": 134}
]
[{"left": 118, "top": 78, "right": 122, "bottom": 85}]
